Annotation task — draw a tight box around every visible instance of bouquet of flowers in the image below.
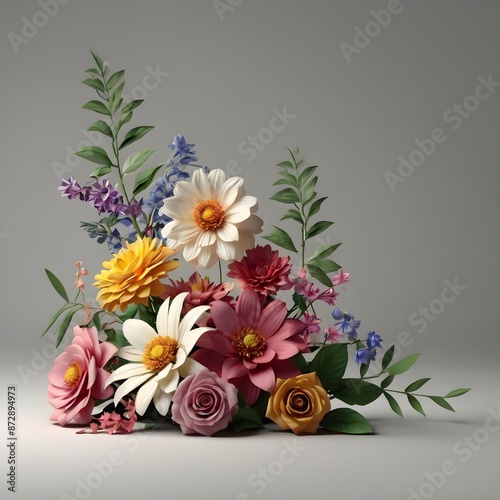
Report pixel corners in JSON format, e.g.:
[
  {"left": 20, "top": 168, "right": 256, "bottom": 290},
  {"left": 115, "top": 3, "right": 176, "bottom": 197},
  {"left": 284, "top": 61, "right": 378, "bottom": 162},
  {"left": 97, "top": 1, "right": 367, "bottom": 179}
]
[{"left": 44, "top": 52, "right": 470, "bottom": 436}]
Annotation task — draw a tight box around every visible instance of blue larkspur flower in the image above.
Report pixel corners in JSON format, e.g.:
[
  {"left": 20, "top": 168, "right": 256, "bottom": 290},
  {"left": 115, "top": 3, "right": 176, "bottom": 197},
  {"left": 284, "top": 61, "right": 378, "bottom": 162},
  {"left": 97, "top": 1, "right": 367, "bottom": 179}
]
[
  {"left": 354, "top": 348, "right": 376, "bottom": 365},
  {"left": 366, "top": 331, "right": 382, "bottom": 350},
  {"left": 333, "top": 310, "right": 361, "bottom": 338},
  {"left": 166, "top": 134, "right": 197, "bottom": 169}
]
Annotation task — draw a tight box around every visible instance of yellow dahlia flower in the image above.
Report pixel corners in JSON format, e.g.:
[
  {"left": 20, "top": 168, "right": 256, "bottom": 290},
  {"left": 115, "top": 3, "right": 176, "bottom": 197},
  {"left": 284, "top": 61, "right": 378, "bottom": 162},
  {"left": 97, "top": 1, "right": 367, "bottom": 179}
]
[{"left": 94, "top": 237, "right": 180, "bottom": 313}]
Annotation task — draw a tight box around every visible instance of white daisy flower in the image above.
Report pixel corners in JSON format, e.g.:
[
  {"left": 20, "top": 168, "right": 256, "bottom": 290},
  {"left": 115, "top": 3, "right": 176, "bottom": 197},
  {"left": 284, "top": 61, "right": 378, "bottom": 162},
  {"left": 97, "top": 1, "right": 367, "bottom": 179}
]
[
  {"left": 160, "top": 168, "right": 263, "bottom": 268},
  {"left": 105, "top": 292, "right": 213, "bottom": 415}
]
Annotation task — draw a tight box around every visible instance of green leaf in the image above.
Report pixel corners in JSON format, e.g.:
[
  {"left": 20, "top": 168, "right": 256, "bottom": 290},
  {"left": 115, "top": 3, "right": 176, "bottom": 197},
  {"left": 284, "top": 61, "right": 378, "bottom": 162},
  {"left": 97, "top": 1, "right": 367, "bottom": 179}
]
[
  {"left": 386, "top": 353, "right": 421, "bottom": 376},
  {"left": 90, "top": 50, "right": 104, "bottom": 72},
  {"left": 321, "top": 408, "right": 373, "bottom": 434},
  {"left": 44, "top": 269, "right": 69, "bottom": 302},
  {"left": 109, "top": 82, "right": 124, "bottom": 115},
  {"left": 305, "top": 220, "right": 334, "bottom": 239},
  {"left": 74, "top": 146, "right": 112, "bottom": 165},
  {"left": 107, "top": 70, "right": 124, "bottom": 89},
  {"left": 380, "top": 375, "right": 395, "bottom": 389},
  {"left": 119, "top": 126, "right": 155, "bottom": 150},
  {"left": 280, "top": 208, "right": 303, "bottom": 224},
  {"left": 405, "top": 378, "right": 431, "bottom": 393},
  {"left": 308, "top": 196, "right": 327, "bottom": 218},
  {"left": 270, "top": 187, "right": 300, "bottom": 204},
  {"left": 332, "top": 379, "right": 383, "bottom": 406},
  {"left": 381, "top": 345, "right": 395, "bottom": 370},
  {"left": 230, "top": 406, "right": 263, "bottom": 432},
  {"left": 445, "top": 388, "right": 471, "bottom": 398},
  {"left": 302, "top": 176, "right": 318, "bottom": 204},
  {"left": 56, "top": 306, "right": 83, "bottom": 347},
  {"left": 291, "top": 353, "right": 310, "bottom": 374},
  {"left": 85, "top": 67, "right": 100, "bottom": 76},
  {"left": 298, "top": 165, "right": 318, "bottom": 185},
  {"left": 276, "top": 160, "right": 293, "bottom": 169},
  {"left": 118, "top": 111, "right": 133, "bottom": 131},
  {"left": 122, "top": 100, "right": 143, "bottom": 114},
  {"left": 429, "top": 396, "right": 455, "bottom": 412},
  {"left": 92, "top": 312, "right": 101, "bottom": 331},
  {"left": 407, "top": 394, "right": 426, "bottom": 416},
  {"left": 309, "top": 343, "right": 349, "bottom": 389},
  {"left": 116, "top": 303, "right": 139, "bottom": 322},
  {"left": 104, "top": 329, "right": 129, "bottom": 349},
  {"left": 306, "top": 263, "right": 332, "bottom": 287},
  {"left": 82, "top": 78, "right": 105, "bottom": 92},
  {"left": 384, "top": 391, "right": 404, "bottom": 418},
  {"left": 82, "top": 100, "right": 109, "bottom": 115},
  {"left": 88, "top": 119, "right": 113, "bottom": 138},
  {"left": 41, "top": 303, "right": 77, "bottom": 337},
  {"left": 133, "top": 164, "right": 163, "bottom": 195},
  {"left": 307, "top": 258, "right": 341, "bottom": 274},
  {"left": 262, "top": 226, "right": 298, "bottom": 253},
  {"left": 309, "top": 243, "right": 341, "bottom": 262},
  {"left": 90, "top": 165, "right": 113, "bottom": 178},
  {"left": 359, "top": 361, "right": 369, "bottom": 378},
  {"left": 274, "top": 170, "right": 297, "bottom": 186},
  {"left": 123, "top": 149, "right": 156, "bottom": 174}
]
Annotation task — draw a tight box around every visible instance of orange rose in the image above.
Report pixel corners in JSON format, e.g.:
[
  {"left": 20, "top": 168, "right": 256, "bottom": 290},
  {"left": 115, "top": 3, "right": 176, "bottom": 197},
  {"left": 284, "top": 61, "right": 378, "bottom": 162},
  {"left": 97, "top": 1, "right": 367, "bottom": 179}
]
[{"left": 265, "top": 372, "right": 331, "bottom": 434}]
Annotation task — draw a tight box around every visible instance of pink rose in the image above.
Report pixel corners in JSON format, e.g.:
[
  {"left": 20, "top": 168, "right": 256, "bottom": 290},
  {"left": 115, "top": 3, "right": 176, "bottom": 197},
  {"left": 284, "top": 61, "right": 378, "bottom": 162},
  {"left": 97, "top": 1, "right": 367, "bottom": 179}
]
[
  {"left": 48, "top": 326, "right": 117, "bottom": 426},
  {"left": 171, "top": 369, "right": 238, "bottom": 436}
]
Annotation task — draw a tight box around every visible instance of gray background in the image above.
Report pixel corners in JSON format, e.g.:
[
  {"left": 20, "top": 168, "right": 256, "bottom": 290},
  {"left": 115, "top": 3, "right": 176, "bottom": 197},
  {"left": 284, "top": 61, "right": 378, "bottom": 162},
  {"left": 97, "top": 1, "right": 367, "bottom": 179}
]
[{"left": 0, "top": 1, "right": 499, "bottom": 499}]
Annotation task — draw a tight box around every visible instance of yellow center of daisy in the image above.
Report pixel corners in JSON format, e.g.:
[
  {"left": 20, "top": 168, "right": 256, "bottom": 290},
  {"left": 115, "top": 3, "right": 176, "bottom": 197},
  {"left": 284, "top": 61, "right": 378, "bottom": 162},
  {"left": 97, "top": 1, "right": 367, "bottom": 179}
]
[
  {"left": 233, "top": 328, "right": 266, "bottom": 360},
  {"left": 64, "top": 363, "right": 80, "bottom": 387},
  {"left": 194, "top": 200, "right": 225, "bottom": 231},
  {"left": 142, "top": 336, "right": 178, "bottom": 372}
]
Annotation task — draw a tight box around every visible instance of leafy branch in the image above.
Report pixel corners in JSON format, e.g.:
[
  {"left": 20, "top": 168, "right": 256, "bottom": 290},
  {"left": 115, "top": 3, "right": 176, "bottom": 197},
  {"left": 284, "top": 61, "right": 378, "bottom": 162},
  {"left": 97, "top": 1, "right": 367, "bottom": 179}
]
[{"left": 262, "top": 147, "right": 340, "bottom": 286}]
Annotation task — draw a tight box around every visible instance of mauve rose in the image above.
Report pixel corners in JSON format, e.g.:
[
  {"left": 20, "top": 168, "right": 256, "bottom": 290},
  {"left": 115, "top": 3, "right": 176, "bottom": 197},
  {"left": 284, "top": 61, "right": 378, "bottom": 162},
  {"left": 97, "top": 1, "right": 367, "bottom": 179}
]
[
  {"left": 171, "top": 369, "right": 238, "bottom": 436},
  {"left": 48, "top": 326, "right": 117, "bottom": 426}
]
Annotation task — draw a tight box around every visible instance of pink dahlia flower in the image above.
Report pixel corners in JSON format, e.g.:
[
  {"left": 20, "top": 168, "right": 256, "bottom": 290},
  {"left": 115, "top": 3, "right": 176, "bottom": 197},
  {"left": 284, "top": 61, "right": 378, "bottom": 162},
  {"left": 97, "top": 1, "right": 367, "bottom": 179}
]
[
  {"left": 162, "top": 271, "right": 234, "bottom": 313},
  {"left": 191, "top": 290, "right": 307, "bottom": 405},
  {"left": 48, "top": 326, "right": 117, "bottom": 426},
  {"left": 172, "top": 368, "right": 238, "bottom": 436},
  {"left": 227, "top": 244, "right": 293, "bottom": 297}
]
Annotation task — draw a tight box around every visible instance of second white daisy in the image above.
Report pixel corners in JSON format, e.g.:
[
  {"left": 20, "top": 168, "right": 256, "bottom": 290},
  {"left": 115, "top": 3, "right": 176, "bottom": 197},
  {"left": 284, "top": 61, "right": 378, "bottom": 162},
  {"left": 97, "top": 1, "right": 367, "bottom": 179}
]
[{"left": 105, "top": 292, "right": 213, "bottom": 416}]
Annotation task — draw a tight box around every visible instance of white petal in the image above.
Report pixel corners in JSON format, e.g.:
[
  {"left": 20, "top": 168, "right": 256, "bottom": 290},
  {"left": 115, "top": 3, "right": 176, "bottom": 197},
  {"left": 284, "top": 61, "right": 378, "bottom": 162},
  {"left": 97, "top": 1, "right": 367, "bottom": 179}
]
[
  {"left": 180, "top": 325, "right": 214, "bottom": 355},
  {"left": 179, "top": 305, "right": 211, "bottom": 343},
  {"left": 116, "top": 346, "right": 143, "bottom": 362},
  {"left": 158, "top": 370, "right": 180, "bottom": 394},
  {"left": 217, "top": 238, "right": 236, "bottom": 261},
  {"left": 123, "top": 319, "right": 157, "bottom": 350},
  {"left": 105, "top": 362, "right": 149, "bottom": 387},
  {"left": 167, "top": 292, "right": 188, "bottom": 341},
  {"left": 192, "top": 169, "right": 211, "bottom": 198},
  {"left": 153, "top": 389, "right": 172, "bottom": 416},
  {"left": 178, "top": 358, "right": 204, "bottom": 378},
  {"left": 172, "top": 179, "right": 201, "bottom": 203},
  {"left": 226, "top": 195, "right": 257, "bottom": 213},
  {"left": 161, "top": 197, "right": 195, "bottom": 220},
  {"left": 219, "top": 176, "right": 243, "bottom": 208},
  {"left": 173, "top": 347, "right": 187, "bottom": 367},
  {"left": 208, "top": 168, "right": 226, "bottom": 193},
  {"left": 155, "top": 296, "right": 171, "bottom": 337},
  {"left": 217, "top": 222, "right": 239, "bottom": 242},
  {"left": 113, "top": 372, "right": 153, "bottom": 409},
  {"left": 196, "top": 229, "right": 216, "bottom": 247},
  {"left": 135, "top": 376, "right": 160, "bottom": 415},
  {"left": 197, "top": 245, "right": 218, "bottom": 268},
  {"left": 183, "top": 242, "right": 202, "bottom": 262}
]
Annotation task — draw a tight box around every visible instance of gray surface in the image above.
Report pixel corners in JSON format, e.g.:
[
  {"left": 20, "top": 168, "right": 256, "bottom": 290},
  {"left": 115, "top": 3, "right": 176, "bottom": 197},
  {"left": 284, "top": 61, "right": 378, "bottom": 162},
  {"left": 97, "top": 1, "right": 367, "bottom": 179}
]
[{"left": 0, "top": 1, "right": 499, "bottom": 499}]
